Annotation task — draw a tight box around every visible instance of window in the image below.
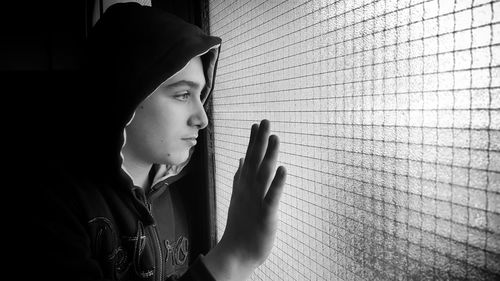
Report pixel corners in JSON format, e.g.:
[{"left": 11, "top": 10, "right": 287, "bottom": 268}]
[{"left": 209, "top": 0, "right": 499, "bottom": 280}]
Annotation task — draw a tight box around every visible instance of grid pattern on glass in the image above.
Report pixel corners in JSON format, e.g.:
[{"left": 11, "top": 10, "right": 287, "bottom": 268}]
[{"left": 209, "top": 0, "right": 499, "bottom": 280}]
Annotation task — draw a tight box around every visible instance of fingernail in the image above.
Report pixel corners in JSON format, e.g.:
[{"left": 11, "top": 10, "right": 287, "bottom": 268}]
[
  {"left": 270, "top": 135, "right": 278, "bottom": 146},
  {"left": 261, "top": 119, "right": 270, "bottom": 129},
  {"left": 278, "top": 166, "right": 286, "bottom": 177}
]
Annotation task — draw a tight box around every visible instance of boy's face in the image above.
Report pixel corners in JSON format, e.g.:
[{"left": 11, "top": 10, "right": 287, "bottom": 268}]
[{"left": 123, "top": 56, "right": 208, "bottom": 166}]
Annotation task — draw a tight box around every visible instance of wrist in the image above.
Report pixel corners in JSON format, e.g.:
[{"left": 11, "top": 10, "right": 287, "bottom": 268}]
[{"left": 203, "top": 238, "right": 258, "bottom": 281}]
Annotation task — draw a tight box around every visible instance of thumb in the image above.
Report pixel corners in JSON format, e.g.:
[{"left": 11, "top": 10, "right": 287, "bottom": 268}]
[{"left": 233, "top": 157, "right": 244, "bottom": 188}]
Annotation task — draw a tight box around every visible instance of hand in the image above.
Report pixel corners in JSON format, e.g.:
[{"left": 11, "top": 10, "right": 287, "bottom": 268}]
[{"left": 204, "top": 119, "right": 287, "bottom": 281}]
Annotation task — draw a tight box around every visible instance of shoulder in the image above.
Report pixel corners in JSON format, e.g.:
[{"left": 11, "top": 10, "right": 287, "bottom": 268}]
[{"left": 25, "top": 169, "right": 118, "bottom": 226}]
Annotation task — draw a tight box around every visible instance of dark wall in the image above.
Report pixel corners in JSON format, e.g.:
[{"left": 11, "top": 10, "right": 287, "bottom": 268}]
[
  {"left": 1, "top": 1, "right": 87, "bottom": 71},
  {"left": 2, "top": 1, "right": 86, "bottom": 174}
]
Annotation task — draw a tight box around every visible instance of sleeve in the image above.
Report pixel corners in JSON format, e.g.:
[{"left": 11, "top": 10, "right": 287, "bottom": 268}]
[{"left": 169, "top": 255, "right": 216, "bottom": 281}]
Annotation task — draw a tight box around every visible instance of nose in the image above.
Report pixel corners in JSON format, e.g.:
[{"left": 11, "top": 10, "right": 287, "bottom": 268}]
[{"left": 188, "top": 99, "right": 208, "bottom": 129}]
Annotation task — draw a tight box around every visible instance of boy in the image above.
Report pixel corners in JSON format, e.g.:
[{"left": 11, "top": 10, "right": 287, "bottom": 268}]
[{"left": 25, "top": 3, "right": 286, "bottom": 281}]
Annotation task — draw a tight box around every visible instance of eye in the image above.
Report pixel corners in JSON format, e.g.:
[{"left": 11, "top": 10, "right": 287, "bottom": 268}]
[{"left": 175, "top": 92, "right": 190, "bottom": 101}]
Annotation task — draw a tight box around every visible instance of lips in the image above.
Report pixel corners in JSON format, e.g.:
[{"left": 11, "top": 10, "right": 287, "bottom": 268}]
[{"left": 182, "top": 136, "right": 198, "bottom": 146}]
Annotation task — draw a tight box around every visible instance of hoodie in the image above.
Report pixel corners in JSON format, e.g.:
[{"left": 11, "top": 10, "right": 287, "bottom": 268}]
[{"left": 25, "top": 3, "right": 221, "bottom": 281}]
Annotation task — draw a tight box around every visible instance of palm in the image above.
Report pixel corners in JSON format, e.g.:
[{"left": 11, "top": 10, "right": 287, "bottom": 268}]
[{"left": 221, "top": 119, "right": 287, "bottom": 266}]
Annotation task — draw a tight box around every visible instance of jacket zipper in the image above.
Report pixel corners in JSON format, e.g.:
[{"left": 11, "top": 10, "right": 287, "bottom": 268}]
[
  {"left": 146, "top": 200, "right": 164, "bottom": 281},
  {"left": 153, "top": 225, "right": 164, "bottom": 281}
]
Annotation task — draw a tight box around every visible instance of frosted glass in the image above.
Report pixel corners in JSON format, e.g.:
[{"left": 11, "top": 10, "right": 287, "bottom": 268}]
[{"left": 209, "top": 0, "right": 499, "bottom": 280}]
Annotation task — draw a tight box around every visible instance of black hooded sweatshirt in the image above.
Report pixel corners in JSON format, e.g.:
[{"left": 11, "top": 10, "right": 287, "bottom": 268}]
[{"left": 23, "top": 3, "right": 221, "bottom": 281}]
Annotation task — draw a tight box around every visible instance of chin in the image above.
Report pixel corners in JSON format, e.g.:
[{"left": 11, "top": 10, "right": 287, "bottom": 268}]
[{"left": 165, "top": 151, "right": 190, "bottom": 166}]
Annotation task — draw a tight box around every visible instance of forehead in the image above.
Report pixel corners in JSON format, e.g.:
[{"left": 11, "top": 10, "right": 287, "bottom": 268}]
[{"left": 161, "top": 56, "right": 205, "bottom": 89}]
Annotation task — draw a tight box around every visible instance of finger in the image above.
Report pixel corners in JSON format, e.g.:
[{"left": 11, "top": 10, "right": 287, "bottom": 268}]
[
  {"left": 246, "top": 119, "right": 270, "bottom": 176},
  {"left": 241, "top": 123, "right": 259, "bottom": 178},
  {"left": 255, "top": 134, "right": 280, "bottom": 198},
  {"left": 264, "top": 166, "right": 287, "bottom": 213}
]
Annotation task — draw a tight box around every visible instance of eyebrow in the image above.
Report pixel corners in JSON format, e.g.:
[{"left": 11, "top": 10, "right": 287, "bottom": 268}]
[{"left": 164, "top": 80, "right": 205, "bottom": 91}]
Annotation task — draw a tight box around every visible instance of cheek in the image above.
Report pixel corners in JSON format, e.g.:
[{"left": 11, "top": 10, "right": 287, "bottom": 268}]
[
  {"left": 128, "top": 99, "right": 190, "bottom": 164},
  {"left": 134, "top": 104, "right": 174, "bottom": 141},
  {"left": 150, "top": 120, "right": 187, "bottom": 158}
]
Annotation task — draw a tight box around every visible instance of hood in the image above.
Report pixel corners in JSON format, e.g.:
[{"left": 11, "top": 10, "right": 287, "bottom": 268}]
[{"left": 72, "top": 2, "right": 221, "bottom": 187}]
